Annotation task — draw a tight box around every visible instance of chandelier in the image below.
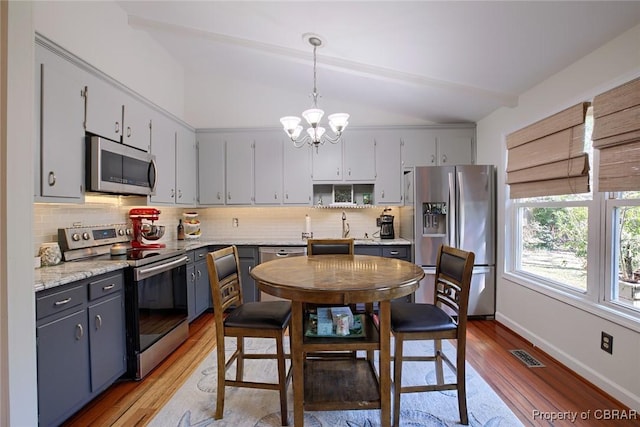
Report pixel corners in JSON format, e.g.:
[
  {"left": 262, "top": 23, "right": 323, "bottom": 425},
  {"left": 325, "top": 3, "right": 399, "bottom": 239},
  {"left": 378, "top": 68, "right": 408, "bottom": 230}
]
[{"left": 279, "top": 35, "right": 349, "bottom": 150}]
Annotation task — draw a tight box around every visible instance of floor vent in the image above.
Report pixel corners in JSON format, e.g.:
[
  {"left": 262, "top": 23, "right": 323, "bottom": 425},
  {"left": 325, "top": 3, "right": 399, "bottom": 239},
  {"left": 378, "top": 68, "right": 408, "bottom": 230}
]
[{"left": 509, "top": 349, "right": 545, "bottom": 368}]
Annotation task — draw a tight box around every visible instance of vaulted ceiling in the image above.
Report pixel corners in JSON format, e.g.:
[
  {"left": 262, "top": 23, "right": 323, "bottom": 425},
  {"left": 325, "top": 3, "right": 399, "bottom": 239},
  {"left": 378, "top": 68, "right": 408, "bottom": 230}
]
[{"left": 117, "top": 1, "right": 640, "bottom": 124}]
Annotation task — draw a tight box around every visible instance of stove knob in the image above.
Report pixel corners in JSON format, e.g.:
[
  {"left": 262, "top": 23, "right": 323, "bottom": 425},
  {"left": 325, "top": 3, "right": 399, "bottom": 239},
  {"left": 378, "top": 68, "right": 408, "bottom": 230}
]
[
  {"left": 118, "top": 229, "right": 125, "bottom": 236},
  {"left": 82, "top": 232, "right": 90, "bottom": 240},
  {"left": 72, "top": 233, "right": 80, "bottom": 242}
]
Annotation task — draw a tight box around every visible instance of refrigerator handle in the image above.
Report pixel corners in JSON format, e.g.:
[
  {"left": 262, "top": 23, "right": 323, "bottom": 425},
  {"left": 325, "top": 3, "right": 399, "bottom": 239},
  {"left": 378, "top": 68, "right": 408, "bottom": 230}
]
[
  {"left": 448, "top": 171, "right": 456, "bottom": 247},
  {"left": 457, "top": 170, "right": 465, "bottom": 248}
]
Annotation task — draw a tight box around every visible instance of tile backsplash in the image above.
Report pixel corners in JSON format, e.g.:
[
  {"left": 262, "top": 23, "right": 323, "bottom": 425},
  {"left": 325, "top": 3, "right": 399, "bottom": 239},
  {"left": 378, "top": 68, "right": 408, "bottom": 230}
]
[{"left": 34, "top": 197, "right": 402, "bottom": 255}]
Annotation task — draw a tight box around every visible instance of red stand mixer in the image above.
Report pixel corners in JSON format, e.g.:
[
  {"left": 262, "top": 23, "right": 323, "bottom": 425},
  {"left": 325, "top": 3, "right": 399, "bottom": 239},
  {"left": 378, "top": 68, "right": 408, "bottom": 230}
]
[{"left": 129, "top": 208, "right": 166, "bottom": 249}]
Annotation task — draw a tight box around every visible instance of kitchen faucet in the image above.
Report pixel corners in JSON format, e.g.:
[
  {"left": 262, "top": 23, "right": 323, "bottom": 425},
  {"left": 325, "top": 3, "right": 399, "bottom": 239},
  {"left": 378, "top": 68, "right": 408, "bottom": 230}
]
[{"left": 342, "top": 211, "right": 350, "bottom": 238}]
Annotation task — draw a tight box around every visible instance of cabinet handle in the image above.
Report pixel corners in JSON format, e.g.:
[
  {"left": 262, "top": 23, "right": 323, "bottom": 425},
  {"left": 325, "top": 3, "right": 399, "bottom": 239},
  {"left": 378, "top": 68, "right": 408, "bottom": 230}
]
[
  {"left": 75, "top": 324, "right": 84, "bottom": 340},
  {"left": 54, "top": 297, "right": 71, "bottom": 306},
  {"left": 336, "top": 168, "right": 340, "bottom": 176},
  {"left": 171, "top": 188, "right": 175, "bottom": 198},
  {"left": 197, "top": 270, "right": 202, "bottom": 279},
  {"left": 178, "top": 189, "right": 182, "bottom": 199},
  {"left": 286, "top": 193, "right": 289, "bottom": 200},
  {"left": 217, "top": 191, "right": 221, "bottom": 200},
  {"left": 48, "top": 171, "right": 56, "bottom": 187},
  {"left": 442, "top": 154, "right": 447, "bottom": 163},
  {"left": 274, "top": 192, "right": 278, "bottom": 200},
  {"left": 198, "top": 253, "right": 205, "bottom": 259},
  {"left": 127, "top": 126, "right": 132, "bottom": 138},
  {"left": 381, "top": 190, "right": 385, "bottom": 198},
  {"left": 348, "top": 168, "right": 351, "bottom": 176},
  {"left": 102, "top": 284, "right": 115, "bottom": 291},
  {"left": 115, "top": 121, "right": 120, "bottom": 134},
  {"left": 390, "top": 251, "right": 399, "bottom": 255},
  {"left": 227, "top": 192, "right": 231, "bottom": 200},
  {"left": 431, "top": 154, "right": 436, "bottom": 164},
  {"left": 95, "top": 314, "right": 102, "bottom": 330},
  {"left": 191, "top": 272, "right": 196, "bottom": 282}
]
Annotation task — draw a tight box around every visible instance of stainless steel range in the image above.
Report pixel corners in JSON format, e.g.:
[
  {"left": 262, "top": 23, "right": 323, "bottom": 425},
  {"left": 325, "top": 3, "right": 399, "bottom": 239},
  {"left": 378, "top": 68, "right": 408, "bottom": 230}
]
[{"left": 58, "top": 223, "right": 190, "bottom": 380}]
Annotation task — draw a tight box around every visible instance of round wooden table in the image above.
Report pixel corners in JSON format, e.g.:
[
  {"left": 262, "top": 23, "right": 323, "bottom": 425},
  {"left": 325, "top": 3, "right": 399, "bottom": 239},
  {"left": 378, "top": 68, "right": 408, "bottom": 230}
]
[{"left": 251, "top": 254, "right": 424, "bottom": 427}]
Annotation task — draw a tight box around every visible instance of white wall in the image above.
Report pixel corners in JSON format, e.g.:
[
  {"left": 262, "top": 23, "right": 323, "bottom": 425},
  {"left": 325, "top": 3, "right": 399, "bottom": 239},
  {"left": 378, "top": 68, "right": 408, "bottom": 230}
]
[
  {"left": 477, "top": 23, "right": 640, "bottom": 409},
  {"left": 33, "top": 1, "right": 185, "bottom": 120}
]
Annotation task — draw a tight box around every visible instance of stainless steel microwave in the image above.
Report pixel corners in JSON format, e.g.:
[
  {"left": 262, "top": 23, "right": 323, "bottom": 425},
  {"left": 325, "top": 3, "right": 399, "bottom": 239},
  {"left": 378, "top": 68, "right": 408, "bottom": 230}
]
[{"left": 88, "top": 136, "right": 157, "bottom": 196}]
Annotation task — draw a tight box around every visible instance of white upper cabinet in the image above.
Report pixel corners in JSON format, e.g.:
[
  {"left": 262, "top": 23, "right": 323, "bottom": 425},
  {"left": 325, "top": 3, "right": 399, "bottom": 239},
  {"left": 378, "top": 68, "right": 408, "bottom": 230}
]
[
  {"left": 374, "top": 131, "right": 403, "bottom": 205},
  {"left": 254, "top": 132, "right": 283, "bottom": 205},
  {"left": 176, "top": 126, "right": 197, "bottom": 205},
  {"left": 283, "top": 141, "right": 312, "bottom": 205},
  {"left": 225, "top": 134, "right": 254, "bottom": 204},
  {"left": 35, "top": 43, "right": 86, "bottom": 202},
  {"left": 311, "top": 140, "right": 343, "bottom": 181},
  {"left": 401, "top": 127, "right": 475, "bottom": 167},
  {"left": 400, "top": 129, "right": 437, "bottom": 167},
  {"left": 149, "top": 113, "right": 176, "bottom": 204},
  {"left": 197, "top": 132, "right": 225, "bottom": 205},
  {"left": 84, "top": 74, "right": 124, "bottom": 143},
  {"left": 343, "top": 131, "right": 376, "bottom": 181},
  {"left": 122, "top": 95, "right": 152, "bottom": 152}
]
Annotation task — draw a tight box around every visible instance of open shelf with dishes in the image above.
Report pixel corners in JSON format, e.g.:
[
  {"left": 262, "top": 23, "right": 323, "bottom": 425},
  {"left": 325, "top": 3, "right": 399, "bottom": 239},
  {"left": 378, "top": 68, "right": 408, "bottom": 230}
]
[{"left": 313, "top": 184, "right": 375, "bottom": 208}]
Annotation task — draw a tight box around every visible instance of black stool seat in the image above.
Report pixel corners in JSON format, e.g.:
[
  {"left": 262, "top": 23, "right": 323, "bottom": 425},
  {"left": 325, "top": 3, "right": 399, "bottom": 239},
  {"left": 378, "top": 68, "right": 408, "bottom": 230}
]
[
  {"left": 391, "top": 302, "right": 456, "bottom": 333},
  {"left": 225, "top": 301, "right": 292, "bottom": 329}
]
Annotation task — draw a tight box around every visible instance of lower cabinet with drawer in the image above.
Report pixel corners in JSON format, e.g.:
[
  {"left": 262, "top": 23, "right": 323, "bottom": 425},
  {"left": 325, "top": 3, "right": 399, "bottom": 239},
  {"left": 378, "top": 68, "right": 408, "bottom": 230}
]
[
  {"left": 355, "top": 244, "right": 412, "bottom": 303},
  {"left": 36, "top": 271, "right": 126, "bottom": 427}
]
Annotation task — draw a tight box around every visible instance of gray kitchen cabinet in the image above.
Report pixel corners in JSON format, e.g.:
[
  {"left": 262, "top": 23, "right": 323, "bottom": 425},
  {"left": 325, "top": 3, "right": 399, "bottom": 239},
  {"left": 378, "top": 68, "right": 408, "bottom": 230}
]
[
  {"left": 238, "top": 246, "right": 259, "bottom": 303},
  {"left": 226, "top": 134, "right": 255, "bottom": 204},
  {"left": 344, "top": 131, "right": 376, "bottom": 181},
  {"left": 400, "top": 129, "right": 438, "bottom": 167},
  {"left": 311, "top": 139, "right": 343, "bottom": 181},
  {"left": 36, "top": 272, "right": 125, "bottom": 427},
  {"left": 374, "top": 132, "right": 403, "bottom": 205},
  {"left": 354, "top": 244, "right": 412, "bottom": 304},
  {"left": 254, "top": 132, "right": 283, "bottom": 205},
  {"left": 437, "top": 131, "right": 475, "bottom": 165},
  {"left": 187, "top": 248, "right": 211, "bottom": 321},
  {"left": 176, "top": 125, "right": 197, "bottom": 205},
  {"left": 283, "top": 139, "right": 312, "bottom": 205},
  {"left": 197, "top": 132, "right": 226, "bottom": 205},
  {"left": 34, "top": 42, "right": 85, "bottom": 202}
]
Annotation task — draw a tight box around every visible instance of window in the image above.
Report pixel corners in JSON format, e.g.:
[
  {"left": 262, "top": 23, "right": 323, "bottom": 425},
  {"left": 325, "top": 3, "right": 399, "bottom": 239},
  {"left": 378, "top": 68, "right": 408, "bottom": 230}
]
[
  {"left": 510, "top": 108, "right": 594, "bottom": 293},
  {"left": 606, "top": 192, "right": 640, "bottom": 311}
]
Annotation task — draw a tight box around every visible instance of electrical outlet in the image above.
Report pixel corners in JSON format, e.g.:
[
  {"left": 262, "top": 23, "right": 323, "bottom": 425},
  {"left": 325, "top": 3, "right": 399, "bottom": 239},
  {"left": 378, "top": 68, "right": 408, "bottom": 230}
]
[
  {"left": 232, "top": 218, "right": 239, "bottom": 228},
  {"left": 601, "top": 331, "right": 613, "bottom": 354}
]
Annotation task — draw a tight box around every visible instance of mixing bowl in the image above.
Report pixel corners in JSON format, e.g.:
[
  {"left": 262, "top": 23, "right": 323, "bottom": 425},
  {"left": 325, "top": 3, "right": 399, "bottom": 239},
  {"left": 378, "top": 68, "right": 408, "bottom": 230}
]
[{"left": 140, "top": 224, "right": 165, "bottom": 240}]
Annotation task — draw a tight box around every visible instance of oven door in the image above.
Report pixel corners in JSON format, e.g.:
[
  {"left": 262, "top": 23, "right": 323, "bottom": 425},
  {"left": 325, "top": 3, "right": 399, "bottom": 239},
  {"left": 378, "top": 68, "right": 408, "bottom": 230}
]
[
  {"left": 89, "top": 135, "right": 157, "bottom": 196},
  {"left": 125, "top": 255, "right": 189, "bottom": 379}
]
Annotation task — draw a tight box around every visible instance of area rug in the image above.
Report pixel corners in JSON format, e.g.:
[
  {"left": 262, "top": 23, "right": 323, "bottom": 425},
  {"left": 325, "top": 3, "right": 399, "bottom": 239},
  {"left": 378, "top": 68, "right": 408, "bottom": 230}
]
[{"left": 148, "top": 337, "right": 523, "bottom": 427}]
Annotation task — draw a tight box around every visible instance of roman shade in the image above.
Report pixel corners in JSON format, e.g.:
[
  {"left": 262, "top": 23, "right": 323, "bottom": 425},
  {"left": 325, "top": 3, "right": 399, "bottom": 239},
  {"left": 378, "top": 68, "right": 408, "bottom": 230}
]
[
  {"left": 592, "top": 76, "right": 640, "bottom": 192},
  {"left": 506, "top": 102, "right": 591, "bottom": 199}
]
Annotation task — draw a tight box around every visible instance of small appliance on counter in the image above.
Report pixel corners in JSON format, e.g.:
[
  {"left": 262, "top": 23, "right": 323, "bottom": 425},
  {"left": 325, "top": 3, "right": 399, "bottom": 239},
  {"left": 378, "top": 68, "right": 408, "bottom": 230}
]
[
  {"left": 129, "top": 208, "right": 166, "bottom": 248},
  {"left": 379, "top": 208, "right": 395, "bottom": 239}
]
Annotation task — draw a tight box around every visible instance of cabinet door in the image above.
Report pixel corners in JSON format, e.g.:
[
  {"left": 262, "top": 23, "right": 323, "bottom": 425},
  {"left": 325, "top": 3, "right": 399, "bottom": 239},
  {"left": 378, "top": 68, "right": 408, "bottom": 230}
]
[
  {"left": 283, "top": 141, "right": 312, "bottom": 205},
  {"left": 238, "top": 246, "right": 258, "bottom": 303},
  {"left": 195, "top": 258, "right": 211, "bottom": 316},
  {"left": 197, "top": 132, "right": 225, "bottom": 205},
  {"left": 254, "top": 132, "right": 283, "bottom": 204},
  {"left": 311, "top": 140, "right": 342, "bottom": 181},
  {"left": 122, "top": 95, "right": 151, "bottom": 152},
  {"left": 186, "top": 261, "right": 197, "bottom": 322},
  {"left": 85, "top": 74, "right": 123, "bottom": 142},
  {"left": 37, "top": 46, "right": 85, "bottom": 200},
  {"left": 344, "top": 131, "right": 376, "bottom": 181},
  {"left": 226, "top": 134, "right": 254, "bottom": 204},
  {"left": 400, "top": 129, "right": 437, "bottom": 167},
  {"left": 437, "top": 134, "right": 474, "bottom": 165},
  {"left": 374, "top": 133, "right": 403, "bottom": 205},
  {"left": 176, "top": 126, "right": 197, "bottom": 205},
  {"left": 88, "top": 294, "right": 126, "bottom": 393},
  {"left": 37, "top": 310, "right": 90, "bottom": 427},
  {"left": 149, "top": 113, "right": 176, "bottom": 204}
]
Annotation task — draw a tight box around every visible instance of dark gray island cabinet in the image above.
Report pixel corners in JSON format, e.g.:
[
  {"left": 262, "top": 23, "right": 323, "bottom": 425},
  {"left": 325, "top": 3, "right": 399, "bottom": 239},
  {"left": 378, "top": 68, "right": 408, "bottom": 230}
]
[{"left": 36, "top": 271, "right": 126, "bottom": 427}]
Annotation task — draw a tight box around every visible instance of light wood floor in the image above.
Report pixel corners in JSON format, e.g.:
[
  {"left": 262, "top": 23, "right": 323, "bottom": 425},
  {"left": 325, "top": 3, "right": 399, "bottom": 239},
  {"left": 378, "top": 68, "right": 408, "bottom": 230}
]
[{"left": 63, "top": 314, "right": 633, "bottom": 427}]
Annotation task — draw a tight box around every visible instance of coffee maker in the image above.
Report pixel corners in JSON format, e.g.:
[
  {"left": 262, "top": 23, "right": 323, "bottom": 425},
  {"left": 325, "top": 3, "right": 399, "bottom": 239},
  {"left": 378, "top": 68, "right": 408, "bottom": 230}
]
[{"left": 379, "top": 209, "right": 395, "bottom": 239}]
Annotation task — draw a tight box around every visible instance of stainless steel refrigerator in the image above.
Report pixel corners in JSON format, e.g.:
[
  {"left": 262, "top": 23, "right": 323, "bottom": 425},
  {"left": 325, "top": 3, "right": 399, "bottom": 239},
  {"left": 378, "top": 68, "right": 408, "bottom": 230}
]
[{"left": 402, "top": 165, "right": 496, "bottom": 317}]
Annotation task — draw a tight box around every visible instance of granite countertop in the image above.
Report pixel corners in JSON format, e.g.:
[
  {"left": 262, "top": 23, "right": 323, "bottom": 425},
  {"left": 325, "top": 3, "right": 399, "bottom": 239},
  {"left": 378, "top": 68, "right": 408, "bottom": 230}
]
[{"left": 34, "top": 237, "right": 412, "bottom": 291}]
